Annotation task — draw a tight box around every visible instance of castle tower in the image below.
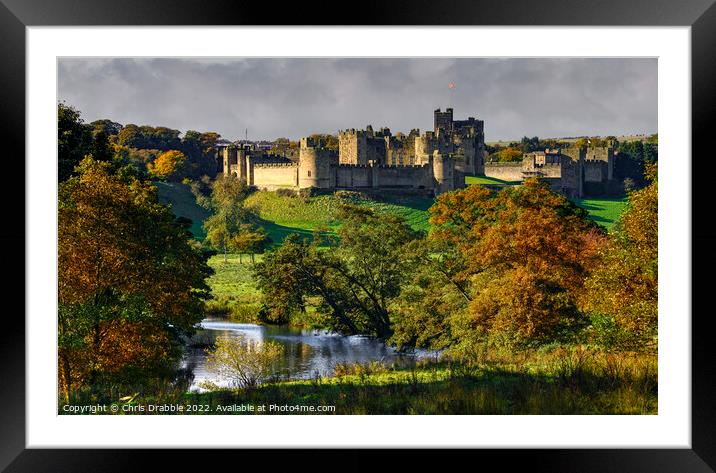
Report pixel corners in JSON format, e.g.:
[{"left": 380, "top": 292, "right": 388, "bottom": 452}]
[
  {"left": 298, "top": 137, "right": 331, "bottom": 189},
  {"left": 432, "top": 150, "right": 454, "bottom": 195},
  {"left": 236, "top": 148, "right": 249, "bottom": 183},
  {"left": 222, "top": 146, "right": 238, "bottom": 176},
  {"left": 434, "top": 108, "right": 454, "bottom": 134}
]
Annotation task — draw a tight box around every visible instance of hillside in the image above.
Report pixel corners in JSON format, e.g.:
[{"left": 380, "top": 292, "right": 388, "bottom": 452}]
[
  {"left": 243, "top": 190, "right": 433, "bottom": 244},
  {"left": 155, "top": 182, "right": 210, "bottom": 239},
  {"left": 155, "top": 183, "right": 626, "bottom": 246}
]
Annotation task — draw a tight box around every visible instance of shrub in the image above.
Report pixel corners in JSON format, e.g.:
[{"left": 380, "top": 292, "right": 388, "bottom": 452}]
[
  {"left": 229, "top": 303, "right": 260, "bottom": 323},
  {"left": 205, "top": 334, "right": 284, "bottom": 388},
  {"left": 298, "top": 187, "right": 318, "bottom": 198},
  {"left": 275, "top": 188, "right": 296, "bottom": 198}
]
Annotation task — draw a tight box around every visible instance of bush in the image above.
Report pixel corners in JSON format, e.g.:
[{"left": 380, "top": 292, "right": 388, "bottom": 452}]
[
  {"left": 275, "top": 188, "right": 296, "bottom": 198},
  {"left": 298, "top": 187, "right": 318, "bottom": 198},
  {"left": 205, "top": 334, "right": 284, "bottom": 388},
  {"left": 335, "top": 190, "right": 370, "bottom": 202},
  {"left": 229, "top": 303, "right": 260, "bottom": 323}
]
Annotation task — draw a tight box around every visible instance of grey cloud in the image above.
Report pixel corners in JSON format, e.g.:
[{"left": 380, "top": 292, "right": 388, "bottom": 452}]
[{"left": 58, "top": 57, "right": 657, "bottom": 141}]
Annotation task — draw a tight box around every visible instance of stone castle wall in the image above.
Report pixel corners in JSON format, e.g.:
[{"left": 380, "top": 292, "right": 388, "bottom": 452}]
[
  {"left": 584, "top": 161, "right": 607, "bottom": 182},
  {"left": 484, "top": 163, "right": 525, "bottom": 182},
  {"left": 251, "top": 163, "right": 298, "bottom": 189},
  {"left": 335, "top": 165, "right": 372, "bottom": 188},
  {"left": 376, "top": 164, "right": 433, "bottom": 188}
]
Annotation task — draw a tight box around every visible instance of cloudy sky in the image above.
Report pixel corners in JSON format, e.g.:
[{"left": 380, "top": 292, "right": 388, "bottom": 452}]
[{"left": 58, "top": 57, "right": 657, "bottom": 142}]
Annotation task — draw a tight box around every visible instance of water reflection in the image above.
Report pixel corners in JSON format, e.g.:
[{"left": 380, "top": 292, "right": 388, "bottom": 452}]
[{"left": 183, "top": 318, "right": 433, "bottom": 392}]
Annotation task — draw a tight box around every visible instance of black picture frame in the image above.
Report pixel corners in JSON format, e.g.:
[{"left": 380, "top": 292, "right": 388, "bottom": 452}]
[{"left": 2, "top": 0, "right": 713, "bottom": 471}]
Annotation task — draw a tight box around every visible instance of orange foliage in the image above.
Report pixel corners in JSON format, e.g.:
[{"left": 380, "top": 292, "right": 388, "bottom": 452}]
[
  {"left": 58, "top": 157, "right": 210, "bottom": 398},
  {"left": 430, "top": 179, "right": 604, "bottom": 344}
]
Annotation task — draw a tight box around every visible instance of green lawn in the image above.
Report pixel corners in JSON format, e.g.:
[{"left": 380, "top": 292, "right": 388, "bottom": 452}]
[
  {"left": 244, "top": 191, "right": 433, "bottom": 241},
  {"left": 465, "top": 175, "right": 520, "bottom": 186},
  {"left": 155, "top": 181, "right": 210, "bottom": 239},
  {"left": 206, "top": 253, "right": 263, "bottom": 302},
  {"left": 572, "top": 196, "right": 628, "bottom": 229}
]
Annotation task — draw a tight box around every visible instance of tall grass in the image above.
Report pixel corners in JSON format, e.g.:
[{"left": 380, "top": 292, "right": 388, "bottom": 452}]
[{"left": 62, "top": 345, "right": 656, "bottom": 415}]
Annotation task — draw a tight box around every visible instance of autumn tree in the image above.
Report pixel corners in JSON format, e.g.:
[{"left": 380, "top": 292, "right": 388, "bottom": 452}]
[
  {"left": 147, "top": 150, "right": 189, "bottom": 181},
  {"left": 58, "top": 157, "right": 212, "bottom": 400},
  {"left": 426, "top": 180, "right": 603, "bottom": 348},
  {"left": 582, "top": 164, "right": 658, "bottom": 349}
]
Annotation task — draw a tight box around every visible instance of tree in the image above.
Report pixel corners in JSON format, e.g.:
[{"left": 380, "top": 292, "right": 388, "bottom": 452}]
[
  {"left": 582, "top": 164, "right": 658, "bottom": 349},
  {"left": 58, "top": 103, "right": 92, "bottom": 181},
  {"left": 203, "top": 175, "right": 254, "bottom": 261},
  {"left": 389, "top": 238, "right": 467, "bottom": 351},
  {"left": 90, "top": 119, "right": 123, "bottom": 137},
  {"left": 58, "top": 157, "right": 212, "bottom": 400},
  {"left": 147, "top": 150, "right": 189, "bottom": 181},
  {"left": 253, "top": 206, "right": 420, "bottom": 337},
  {"left": 90, "top": 128, "right": 112, "bottom": 162},
  {"left": 269, "top": 138, "right": 296, "bottom": 157},
  {"left": 205, "top": 334, "right": 284, "bottom": 388},
  {"left": 520, "top": 136, "right": 540, "bottom": 152},
  {"left": 230, "top": 225, "right": 272, "bottom": 263},
  {"left": 427, "top": 179, "right": 603, "bottom": 348}
]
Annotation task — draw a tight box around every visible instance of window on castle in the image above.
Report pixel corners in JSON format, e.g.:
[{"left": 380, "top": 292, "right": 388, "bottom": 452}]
[{"left": 307, "top": 170, "right": 311, "bottom": 177}]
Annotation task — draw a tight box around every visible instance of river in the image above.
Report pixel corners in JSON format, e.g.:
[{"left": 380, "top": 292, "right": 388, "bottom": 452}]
[{"left": 182, "top": 318, "right": 434, "bottom": 392}]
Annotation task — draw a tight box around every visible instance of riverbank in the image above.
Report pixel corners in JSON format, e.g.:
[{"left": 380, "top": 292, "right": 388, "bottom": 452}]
[{"left": 86, "top": 349, "right": 656, "bottom": 415}]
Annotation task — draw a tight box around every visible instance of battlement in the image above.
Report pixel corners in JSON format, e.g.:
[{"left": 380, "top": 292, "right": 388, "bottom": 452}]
[
  {"left": 253, "top": 162, "right": 298, "bottom": 168},
  {"left": 335, "top": 163, "right": 371, "bottom": 169},
  {"left": 374, "top": 163, "right": 431, "bottom": 169}
]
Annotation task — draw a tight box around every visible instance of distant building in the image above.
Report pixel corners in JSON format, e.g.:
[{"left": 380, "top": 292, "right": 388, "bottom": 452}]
[{"left": 483, "top": 142, "right": 619, "bottom": 198}]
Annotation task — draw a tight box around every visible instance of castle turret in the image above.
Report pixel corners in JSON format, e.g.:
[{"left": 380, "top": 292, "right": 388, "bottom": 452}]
[
  {"left": 432, "top": 150, "right": 454, "bottom": 195},
  {"left": 298, "top": 137, "right": 331, "bottom": 189},
  {"left": 222, "top": 146, "right": 238, "bottom": 176}
]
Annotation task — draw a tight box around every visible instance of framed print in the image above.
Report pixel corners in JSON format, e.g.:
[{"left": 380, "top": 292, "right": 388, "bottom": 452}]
[{"left": 3, "top": 0, "right": 715, "bottom": 470}]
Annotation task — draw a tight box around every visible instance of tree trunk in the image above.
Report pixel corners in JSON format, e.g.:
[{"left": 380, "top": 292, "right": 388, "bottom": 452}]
[{"left": 60, "top": 352, "right": 72, "bottom": 404}]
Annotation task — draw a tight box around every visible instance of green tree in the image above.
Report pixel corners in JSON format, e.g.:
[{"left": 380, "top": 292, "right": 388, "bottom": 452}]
[
  {"left": 203, "top": 175, "right": 254, "bottom": 261},
  {"left": 253, "top": 206, "right": 419, "bottom": 337},
  {"left": 230, "top": 224, "right": 272, "bottom": 264},
  {"left": 58, "top": 103, "right": 92, "bottom": 181},
  {"left": 90, "top": 128, "right": 112, "bottom": 162},
  {"left": 90, "top": 119, "right": 123, "bottom": 137}
]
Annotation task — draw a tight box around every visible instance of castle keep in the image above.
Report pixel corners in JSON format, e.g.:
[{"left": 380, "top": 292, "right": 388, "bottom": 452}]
[{"left": 222, "top": 108, "right": 487, "bottom": 196}]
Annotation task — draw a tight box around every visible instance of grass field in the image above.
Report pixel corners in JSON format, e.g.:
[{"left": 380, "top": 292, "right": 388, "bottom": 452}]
[
  {"left": 465, "top": 175, "right": 520, "bottom": 186},
  {"left": 244, "top": 191, "right": 433, "bottom": 242},
  {"left": 155, "top": 182, "right": 210, "bottom": 239},
  {"left": 155, "top": 181, "right": 627, "bottom": 244},
  {"left": 572, "top": 196, "right": 628, "bottom": 229}
]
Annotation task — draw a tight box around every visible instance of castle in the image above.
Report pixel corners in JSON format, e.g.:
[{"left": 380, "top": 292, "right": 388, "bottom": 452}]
[
  {"left": 221, "top": 108, "right": 487, "bottom": 196},
  {"left": 221, "top": 107, "right": 620, "bottom": 198},
  {"left": 483, "top": 143, "right": 618, "bottom": 198}
]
